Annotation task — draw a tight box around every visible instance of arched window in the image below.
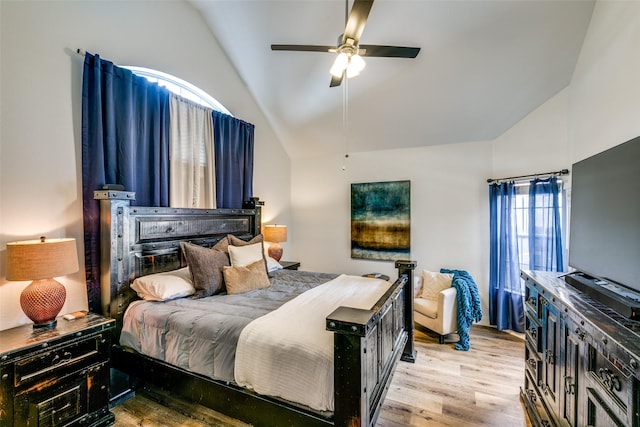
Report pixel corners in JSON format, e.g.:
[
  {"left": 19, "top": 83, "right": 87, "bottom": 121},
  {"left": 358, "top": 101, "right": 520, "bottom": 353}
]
[{"left": 124, "top": 66, "right": 231, "bottom": 115}]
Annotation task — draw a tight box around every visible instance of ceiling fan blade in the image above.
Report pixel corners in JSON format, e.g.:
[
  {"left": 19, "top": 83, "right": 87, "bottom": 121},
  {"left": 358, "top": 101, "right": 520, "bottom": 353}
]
[
  {"left": 330, "top": 73, "right": 344, "bottom": 88},
  {"left": 359, "top": 45, "right": 421, "bottom": 58},
  {"left": 342, "top": 0, "right": 374, "bottom": 44},
  {"left": 271, "top": 44, "right": 334, "bottom": 53}
]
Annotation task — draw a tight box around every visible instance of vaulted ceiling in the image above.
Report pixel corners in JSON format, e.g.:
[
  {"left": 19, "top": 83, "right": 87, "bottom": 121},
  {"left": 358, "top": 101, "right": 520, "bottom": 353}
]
[{"left": 189, "top": 0, "right": 595, "bottom": 158}]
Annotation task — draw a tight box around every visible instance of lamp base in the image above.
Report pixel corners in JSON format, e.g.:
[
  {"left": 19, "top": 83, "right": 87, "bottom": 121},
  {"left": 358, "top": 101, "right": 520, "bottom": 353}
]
[
  {"left": 267, "top": 243, "right": 283, "bottom": 262},
  {"left": 33, "top": 319, "right": 58, "bottom": 328},
  {"left": 20, "top": 278, "right": 66, "bottom": 328}
]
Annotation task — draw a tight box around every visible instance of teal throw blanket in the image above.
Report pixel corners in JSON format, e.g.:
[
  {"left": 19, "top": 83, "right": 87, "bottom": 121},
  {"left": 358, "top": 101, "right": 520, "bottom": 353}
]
[{"left": 440, "top": 268, "right": 482, "bottom": 351}]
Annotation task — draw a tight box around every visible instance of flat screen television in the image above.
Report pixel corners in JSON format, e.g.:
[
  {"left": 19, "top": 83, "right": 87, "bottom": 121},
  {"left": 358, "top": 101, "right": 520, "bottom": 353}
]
[{"left": 567, "top": 136, "right": 640, "bottom": 319}]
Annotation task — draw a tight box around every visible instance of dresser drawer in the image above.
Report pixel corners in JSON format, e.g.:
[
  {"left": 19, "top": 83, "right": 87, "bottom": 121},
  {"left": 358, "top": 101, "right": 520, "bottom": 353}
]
[
  {"left": 14, "top": 334, "right": 107, "bottom": 387},
  {"left": 587, "top": 344, "right": 636, "bottom": 425},
  {"left": 524, "top": 282, "right": 540, "bottom": 318},
  {"left": 525, "top": 312, "right": 542, "bottom": 352},
  {"left": 522, "top": 370, "right": 555, "bottom": 427},
  {"left": 525, "top": 340, "right": 542, "bottom": 387},
  {"left": 585, "top": 384, "right": 627, "bottom": 427},
  {"left": 13, "top": 359, "right": 110, "bottom": 427}
]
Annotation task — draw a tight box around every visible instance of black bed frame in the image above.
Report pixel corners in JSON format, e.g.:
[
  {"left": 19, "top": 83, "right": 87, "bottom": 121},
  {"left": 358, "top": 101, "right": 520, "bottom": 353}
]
[{"left": 96, "top": 190, "right": 416, "bottom": 427}]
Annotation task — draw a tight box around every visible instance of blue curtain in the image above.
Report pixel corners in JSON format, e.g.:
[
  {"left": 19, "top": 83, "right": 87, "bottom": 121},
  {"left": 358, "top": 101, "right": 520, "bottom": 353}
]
[
  {"left": 528, "top": 177, "right": 566, "bottom": 271},
  {"left": 213, "top": 110, "right": 254, "bottom": 208},
  {"left": 81, "top": 53, "right": 170, "bottom": 312},
  {"left": 489, "top": 182, "right": 525, "bottom": 332}
]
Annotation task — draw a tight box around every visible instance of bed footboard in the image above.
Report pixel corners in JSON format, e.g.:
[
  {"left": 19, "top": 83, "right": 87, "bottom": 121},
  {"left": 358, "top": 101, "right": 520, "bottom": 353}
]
[{"left": 327, "top": 260, "right": 417, "bottom": 427}]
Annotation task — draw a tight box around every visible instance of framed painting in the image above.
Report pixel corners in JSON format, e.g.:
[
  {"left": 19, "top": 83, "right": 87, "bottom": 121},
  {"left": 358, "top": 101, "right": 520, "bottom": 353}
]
[{"left": 351, "top": 180, "right": 410, "bottom": 261}]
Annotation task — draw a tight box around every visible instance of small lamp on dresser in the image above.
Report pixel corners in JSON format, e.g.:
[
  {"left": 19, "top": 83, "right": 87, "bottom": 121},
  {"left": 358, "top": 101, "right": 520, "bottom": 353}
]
[
  {"left": 6, "top": 236, "right": 79, "bottom": 328},
  {"left": 263, "top": 225, "right": 287, "bottom": 262}
]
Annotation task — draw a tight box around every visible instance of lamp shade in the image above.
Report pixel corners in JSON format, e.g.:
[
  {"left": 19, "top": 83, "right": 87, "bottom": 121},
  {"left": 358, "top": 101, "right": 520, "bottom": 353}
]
[
  {"left": 6, "top": 237, "right": 79, "bottom": 327},
  {"left": 263, "top": 225, "right": 287, "bottom": 243},
  {"left": 7, "top": 237, "right": 79, "bottom": 280}
]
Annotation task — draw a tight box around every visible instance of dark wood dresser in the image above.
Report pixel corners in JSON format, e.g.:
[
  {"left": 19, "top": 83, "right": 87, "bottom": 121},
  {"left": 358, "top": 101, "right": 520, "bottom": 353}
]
[
  {"left": 0, "top": 313, "right": 115, "bottom": 426},
  {"left": 521, "top": 270, "right": 640, "bottom": 427}
]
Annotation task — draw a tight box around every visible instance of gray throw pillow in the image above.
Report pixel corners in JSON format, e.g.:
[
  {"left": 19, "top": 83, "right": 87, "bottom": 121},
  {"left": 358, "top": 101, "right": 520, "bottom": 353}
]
[{"left": 180, "top": 242, "right": 229, "bottom": 298}]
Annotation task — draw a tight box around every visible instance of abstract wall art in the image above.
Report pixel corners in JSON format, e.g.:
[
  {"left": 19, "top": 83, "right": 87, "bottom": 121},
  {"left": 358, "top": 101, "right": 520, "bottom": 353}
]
[{"left": 351, "top": 180, "right": 410, "bottom": 261}]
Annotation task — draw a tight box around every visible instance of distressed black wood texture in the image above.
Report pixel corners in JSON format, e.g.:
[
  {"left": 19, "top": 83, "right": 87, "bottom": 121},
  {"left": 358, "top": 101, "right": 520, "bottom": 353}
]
[
  {"left": 0, "top": 313, "right": 115, "bottom": 426},
  {"left": 521, "top": 270, "right": 640, "bottom": 427}
]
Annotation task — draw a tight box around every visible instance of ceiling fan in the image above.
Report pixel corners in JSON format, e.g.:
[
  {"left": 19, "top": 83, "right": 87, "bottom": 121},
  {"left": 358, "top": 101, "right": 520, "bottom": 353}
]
[{"left": 271, "top": 0, "right": 420, "bottom": 87}]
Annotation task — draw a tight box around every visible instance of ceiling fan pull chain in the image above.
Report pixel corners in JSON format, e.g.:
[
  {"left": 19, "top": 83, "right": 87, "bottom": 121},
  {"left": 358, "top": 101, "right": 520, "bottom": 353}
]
[{"left": 342, "top": 76, "right": 350, "bottom": 171}]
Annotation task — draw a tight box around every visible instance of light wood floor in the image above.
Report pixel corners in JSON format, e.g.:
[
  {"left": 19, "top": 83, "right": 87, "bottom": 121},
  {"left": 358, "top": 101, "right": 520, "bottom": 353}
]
[{"left": 111, "top": 325, "right": 530, "bottom": 426}]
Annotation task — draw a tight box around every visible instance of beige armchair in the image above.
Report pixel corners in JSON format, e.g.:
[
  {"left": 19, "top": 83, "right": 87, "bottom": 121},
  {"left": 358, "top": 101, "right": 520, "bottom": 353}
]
[{"left": 414, "top": 270, "right": 458, "bottom": 344}]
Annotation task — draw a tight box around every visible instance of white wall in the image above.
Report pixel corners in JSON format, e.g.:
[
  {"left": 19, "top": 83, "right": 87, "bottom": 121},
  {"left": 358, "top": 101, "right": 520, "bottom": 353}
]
[
  {"left": 0, "top": 0, "right": 290, "bottom": 331},
  {"left": 568, "top": 0, "right": 640, "bottom": 161},
  {"left": 289, "top": 0, "right": 640, "bottom": 328},
  {"left": 291, "top": 142, "right": 494, "bottom": 324}
]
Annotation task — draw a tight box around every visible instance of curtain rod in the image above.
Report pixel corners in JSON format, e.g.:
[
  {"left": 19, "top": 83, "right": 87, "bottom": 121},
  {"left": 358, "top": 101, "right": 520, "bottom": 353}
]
[{"left": 486, "top": 168, "right": 569, "bottom": 184}]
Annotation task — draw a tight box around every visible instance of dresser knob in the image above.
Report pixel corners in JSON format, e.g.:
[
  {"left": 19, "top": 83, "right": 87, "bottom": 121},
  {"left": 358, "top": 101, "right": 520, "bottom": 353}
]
[
  {"left": 630, "top": 359, "right": 638, "bottom": 370},
  {"left": 1, "top": 374, "right": 8, "bottom": 380}
]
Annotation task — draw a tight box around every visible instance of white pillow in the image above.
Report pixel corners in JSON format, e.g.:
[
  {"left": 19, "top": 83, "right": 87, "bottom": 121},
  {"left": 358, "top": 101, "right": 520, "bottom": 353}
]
[
  {"left": 266, "top": 256, "right": 283, "bottom": 272},
  {"left": 419, "top": 270, "right": 453, "bottom": 300},
  {"left": 228, "top": 242, "right": 264, "bottom": 267},
  {"left": 131, "top": 267, "right": 195, "bottom": 301}
]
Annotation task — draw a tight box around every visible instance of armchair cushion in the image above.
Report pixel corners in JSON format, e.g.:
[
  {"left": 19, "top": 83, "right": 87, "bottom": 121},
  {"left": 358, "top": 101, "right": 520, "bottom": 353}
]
[
  {"left": 415, "top": 286, "right": 458, "bottom": 339},
  {"left": 414, "top": 297, "right": 438, "bottom": 319},
  {"left": 419, "top": 270, "right": 453, "bottom": 300}
]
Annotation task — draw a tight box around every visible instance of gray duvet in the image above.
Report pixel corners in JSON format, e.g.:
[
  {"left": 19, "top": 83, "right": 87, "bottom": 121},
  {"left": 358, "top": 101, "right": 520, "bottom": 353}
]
[{"left": 119, "top": 269, "right": 338, "bottom": 382}]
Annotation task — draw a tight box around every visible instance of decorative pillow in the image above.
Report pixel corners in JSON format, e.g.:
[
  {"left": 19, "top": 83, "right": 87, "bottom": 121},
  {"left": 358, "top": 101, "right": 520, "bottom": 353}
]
[
  {"left": 227, "top": 234, "right": 268, "bottom": 273},
  {"left": 266, "top": 256, "right": 283, "bottom": 272},
  {"left": 420, "top": 270, "right": 453, "bottom": 300},
  {"left": 228, "top": 243, "right": 264, "bottom": 267},
  {"left": 131, "top": 267, "right": 195, "bottom": 301},
  {"left": 223, "top": 260, "right": 271, "bottom": 295},
  {"left": 180, "top": 242, "right": 229, "bottom": 298},
  {"left": 212, "top": 236, "right": 229, "bottom": 254},
  {"left": 228, "top": 233, "right": 263, "bottom": 247}
]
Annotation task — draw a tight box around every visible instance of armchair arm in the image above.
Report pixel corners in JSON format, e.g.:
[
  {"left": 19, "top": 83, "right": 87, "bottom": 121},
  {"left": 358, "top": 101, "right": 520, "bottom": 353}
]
[{"left": 438, "top": 287, "right": 458, "bottom": 334}]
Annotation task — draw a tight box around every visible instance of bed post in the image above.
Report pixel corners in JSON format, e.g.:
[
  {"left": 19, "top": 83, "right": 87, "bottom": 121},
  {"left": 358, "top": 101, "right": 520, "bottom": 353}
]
[
  {"left": 396, "top": 260, "right": 417, "bottom": 363},
  {"left": 326, "top": 260, "right": 417, "bottom": 427},
  {"left": 94, "top": 189, "right": 136, "bottom": 324}
]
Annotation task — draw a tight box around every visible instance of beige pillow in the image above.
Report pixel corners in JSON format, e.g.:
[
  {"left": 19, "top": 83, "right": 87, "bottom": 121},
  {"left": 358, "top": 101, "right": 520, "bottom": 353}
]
[
  {"left": 228, "top": 234, "right": 268, "bottom": 273},
  {"left": 228, "top": 233, "right": 263, "bottom": 247},
  {"left": 180, "top": 242, "right": 229, "bottom": 298},
  {"left": 228, "top": 243, "right": 263, "bottom": 267},
  {"left": 223, "top": 260, "right": 271, "bottom": 295},
  {"left": 131, "top": 267, "right": 195, "bottom": 301},
  {"left": 420, "top": 270, "right": 453, "bottom": 300}
]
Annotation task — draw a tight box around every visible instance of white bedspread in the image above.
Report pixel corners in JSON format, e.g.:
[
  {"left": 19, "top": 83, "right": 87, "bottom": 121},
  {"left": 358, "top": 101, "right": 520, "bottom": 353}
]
[{"left": 234, "top": 274, "right": 390, "bottom": 412}]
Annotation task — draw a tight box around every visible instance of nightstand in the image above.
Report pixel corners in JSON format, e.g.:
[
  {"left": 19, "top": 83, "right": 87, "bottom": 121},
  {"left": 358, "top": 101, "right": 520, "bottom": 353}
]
[
  {"left": 280, "top": 261, "right": 301, "bottom": 270},
  {"left": 0, "top": 313, "right": 115, "bottom": 427}
]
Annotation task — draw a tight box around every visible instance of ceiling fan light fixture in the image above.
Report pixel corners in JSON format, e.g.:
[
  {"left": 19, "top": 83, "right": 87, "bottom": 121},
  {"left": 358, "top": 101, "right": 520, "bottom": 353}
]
[
  {"left": 330, "top": 52, "right": 349, "bottom": 77},
  {"left": 347, "top": 53, "right": 366, "bottom": 78}
]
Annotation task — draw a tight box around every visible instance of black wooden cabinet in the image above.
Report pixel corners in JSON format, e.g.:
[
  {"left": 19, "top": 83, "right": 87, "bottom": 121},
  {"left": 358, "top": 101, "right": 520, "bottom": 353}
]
[
  {"left": 0, "top": 313, "right": 115, "bottom": 427},
  {"left": 521, "top": 271, "right": 640, "bottom": 427},
  {"left": 280, "top": 261, "right": 300, "bottom": 270}
]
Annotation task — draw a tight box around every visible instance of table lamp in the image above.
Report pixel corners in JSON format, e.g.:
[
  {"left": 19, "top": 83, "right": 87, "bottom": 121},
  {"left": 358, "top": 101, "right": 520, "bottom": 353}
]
[
  {"left": 263, "top": 225, "right": 287, "bottom": 262},
  {"left": 6, "top": 237, "right": 79, "bottom": 328}
]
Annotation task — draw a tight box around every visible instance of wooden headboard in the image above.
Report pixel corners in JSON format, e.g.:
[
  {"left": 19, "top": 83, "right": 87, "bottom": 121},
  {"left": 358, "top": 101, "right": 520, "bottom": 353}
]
[{"left": 95, "top": 190, "right": 261, "bottom": 333}]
